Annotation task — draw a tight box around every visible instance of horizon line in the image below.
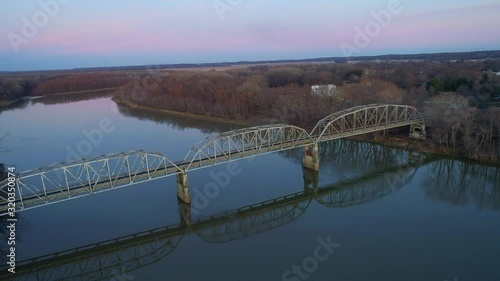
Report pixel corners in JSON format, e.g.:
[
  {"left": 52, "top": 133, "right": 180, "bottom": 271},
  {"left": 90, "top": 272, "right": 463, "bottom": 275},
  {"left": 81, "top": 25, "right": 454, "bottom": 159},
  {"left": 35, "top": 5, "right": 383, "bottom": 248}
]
[{"left": 3, "top": 49, "right": 500, "bottom": 74}]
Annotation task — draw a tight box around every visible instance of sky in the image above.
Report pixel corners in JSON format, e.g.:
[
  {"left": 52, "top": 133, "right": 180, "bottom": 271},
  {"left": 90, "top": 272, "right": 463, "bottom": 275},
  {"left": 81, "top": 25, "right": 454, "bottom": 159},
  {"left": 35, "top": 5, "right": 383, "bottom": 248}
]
[{"left": 0, "top": 0, "right": 499, "bottom": 71}]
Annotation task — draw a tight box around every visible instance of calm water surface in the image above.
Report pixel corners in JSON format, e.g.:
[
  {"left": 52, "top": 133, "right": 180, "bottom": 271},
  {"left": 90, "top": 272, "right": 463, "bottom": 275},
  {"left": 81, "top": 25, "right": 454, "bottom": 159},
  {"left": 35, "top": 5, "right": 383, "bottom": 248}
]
[{"left": 0, "top": 92, "right": 499, "bottom": 281}]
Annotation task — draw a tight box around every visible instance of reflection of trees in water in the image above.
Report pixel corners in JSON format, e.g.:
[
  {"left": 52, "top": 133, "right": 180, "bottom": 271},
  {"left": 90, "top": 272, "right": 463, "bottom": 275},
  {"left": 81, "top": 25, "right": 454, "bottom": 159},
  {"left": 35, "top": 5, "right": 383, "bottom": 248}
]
[
  {"left": 424, "top": 159, "right": 500, "bottom": 210},
  {"left": 0, "top": 131, "right": 6, "bottom": 152},
  {"left": 0, "top": 100, "right": 29, "bottom": 115},
  {"left": 116, "top": 103, "right": 237, "bottom": 135},
  {"left": 32, "top": 91, "right": 115, "bottom": 105},
  {"left": 280, "top": 139, "right": 411, "bottom": 170},
  {"left": 0, "top": 91, "right": 114, "bottom": 116}
]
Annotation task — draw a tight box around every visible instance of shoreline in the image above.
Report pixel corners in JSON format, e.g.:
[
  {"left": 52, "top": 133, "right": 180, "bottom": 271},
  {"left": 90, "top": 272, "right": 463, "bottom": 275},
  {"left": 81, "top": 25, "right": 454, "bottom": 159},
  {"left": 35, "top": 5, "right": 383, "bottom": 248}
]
[
  {"left": 0, "top": 88, "right": 120, "bottom": 109},
  {"left": 112, "top": 97, "right": 262, "bottom": 127},
  {"left": 35, "top": 87, "right": 120, "bottom": 97},
  {"left": 0, "top": 98, "right": 23, "bottom": 108},
  {"left": 112, "top": 98, "right": 499, "bottom": 166}
]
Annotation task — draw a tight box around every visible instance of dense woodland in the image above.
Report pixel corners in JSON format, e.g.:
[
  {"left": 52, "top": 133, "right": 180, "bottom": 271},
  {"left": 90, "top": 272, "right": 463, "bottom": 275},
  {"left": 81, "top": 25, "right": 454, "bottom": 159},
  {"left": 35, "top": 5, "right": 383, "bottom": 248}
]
[
  {"left": 0, "top": 72, "right": 131, "bottom": 102},
  {"left": 114, "top": 60, "right": 500, "bottom": 163},
  {"left": 0, "top": 76, "right": 38, "bottom": 102},
  {"left": 31, "top": 72, "right": 130, "bottom": 95}
]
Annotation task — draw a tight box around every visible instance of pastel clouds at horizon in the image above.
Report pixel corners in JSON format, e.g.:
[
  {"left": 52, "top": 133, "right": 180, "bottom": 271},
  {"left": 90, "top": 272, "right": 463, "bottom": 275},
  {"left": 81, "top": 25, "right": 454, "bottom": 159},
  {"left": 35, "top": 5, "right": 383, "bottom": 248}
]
[{"left": 0, "top": 0, "right": 499, "bottom": 71}]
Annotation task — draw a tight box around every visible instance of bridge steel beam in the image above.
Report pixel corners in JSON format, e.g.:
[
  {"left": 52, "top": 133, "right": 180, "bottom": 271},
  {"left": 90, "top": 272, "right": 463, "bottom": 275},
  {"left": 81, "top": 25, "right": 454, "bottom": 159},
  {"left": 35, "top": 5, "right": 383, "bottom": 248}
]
[{"left": 310, "top": 104, "right": 426, "bottom": 143}]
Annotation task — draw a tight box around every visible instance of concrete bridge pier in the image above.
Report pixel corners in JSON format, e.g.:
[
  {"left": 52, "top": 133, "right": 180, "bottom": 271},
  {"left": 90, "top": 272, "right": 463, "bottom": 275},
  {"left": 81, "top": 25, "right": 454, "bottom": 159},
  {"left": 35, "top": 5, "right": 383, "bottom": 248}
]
[
  {"left": 303, "top": 144, "right": 320, "bottom": 171},
  {"left": 176, "top": 173, "right": 191, "bottom": 204},
  {"left": 410, "top": 123, "right": 427, "bottom": 140}
]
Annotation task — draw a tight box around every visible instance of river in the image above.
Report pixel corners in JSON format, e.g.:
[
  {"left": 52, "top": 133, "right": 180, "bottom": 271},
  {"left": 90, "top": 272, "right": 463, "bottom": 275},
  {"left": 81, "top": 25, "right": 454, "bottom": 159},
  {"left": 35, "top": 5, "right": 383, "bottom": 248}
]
[{"left": 0, "top": 92, "right": 499, "bottom": 281}]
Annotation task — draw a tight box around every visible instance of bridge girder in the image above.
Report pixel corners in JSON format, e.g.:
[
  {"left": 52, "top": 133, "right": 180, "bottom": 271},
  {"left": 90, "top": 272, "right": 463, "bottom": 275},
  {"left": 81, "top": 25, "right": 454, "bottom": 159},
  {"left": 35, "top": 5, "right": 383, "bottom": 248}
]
[
  {"left": 185, "top": 124, "right": 314, "bottom": 171},
  {"left": 310, "top": 104, "right": 425, "bottom": 143}
]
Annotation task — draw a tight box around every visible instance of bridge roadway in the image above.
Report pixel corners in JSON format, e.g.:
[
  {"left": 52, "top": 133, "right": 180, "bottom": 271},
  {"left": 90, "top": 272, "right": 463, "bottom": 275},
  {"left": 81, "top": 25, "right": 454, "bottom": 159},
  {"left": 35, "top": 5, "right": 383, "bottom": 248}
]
[
  {"left": 0, "top": 104, "right": 427, "bottom": 214},
  {"left": 0, "top": 157, "right": 426, "bottom": 281}
]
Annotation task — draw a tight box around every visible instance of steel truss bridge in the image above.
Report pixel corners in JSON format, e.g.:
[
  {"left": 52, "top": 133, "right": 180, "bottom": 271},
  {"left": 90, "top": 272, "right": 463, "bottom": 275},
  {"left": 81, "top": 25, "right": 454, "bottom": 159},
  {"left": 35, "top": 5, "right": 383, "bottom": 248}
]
[
  {"left": 0, "top": 155, "right": 429, "bottom": 281},
  {"left": 0, "top": 104, "right": 426, "bottom": 214}
]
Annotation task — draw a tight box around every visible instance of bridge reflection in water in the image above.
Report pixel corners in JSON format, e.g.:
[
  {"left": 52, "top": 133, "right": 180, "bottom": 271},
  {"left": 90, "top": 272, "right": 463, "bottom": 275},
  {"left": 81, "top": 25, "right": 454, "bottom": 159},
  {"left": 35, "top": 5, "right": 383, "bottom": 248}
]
[
  {"left": 2, "top": 148, "right": 499, "bottom": 280},
  {"left": 0, "top": 151, "right": 425, "bottom": 281}
]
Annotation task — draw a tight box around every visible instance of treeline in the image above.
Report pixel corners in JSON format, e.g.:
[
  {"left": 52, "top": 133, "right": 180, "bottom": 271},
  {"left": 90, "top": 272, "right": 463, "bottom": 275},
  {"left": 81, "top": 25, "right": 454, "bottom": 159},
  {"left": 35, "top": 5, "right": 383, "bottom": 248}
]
[
  {"left": 115, "top": 60, "right": 500, "bottom": 123},
  {"left": 113, "top": 65, "right": 425, "bottom": 127},
  {"left": 70, "top": 50, "right": 500, "bottom": 72},
  {"left": 32, "top": 72, "right": 130, "bottom": 95},
  {"left": 0, "top": 71, "right": 132, "bottom": 103},
  {"left": 0, "top": 77, "right": 38, "bottom": 101},
  {"left": 425, "top": 94, "right": 500, "bottom": 163},
  {"left": 115, "top": 60, "right": 500, "bottom": 163}
]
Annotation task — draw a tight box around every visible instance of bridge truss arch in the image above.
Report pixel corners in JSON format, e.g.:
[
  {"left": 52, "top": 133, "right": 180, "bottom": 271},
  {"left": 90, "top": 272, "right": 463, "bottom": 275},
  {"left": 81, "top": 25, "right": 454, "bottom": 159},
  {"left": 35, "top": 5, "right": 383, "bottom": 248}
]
[
  {"left": 0, "top": 150, "right": 182, "bottom": 213},
  {"left": 310, "top": 104, "right": 425, "bottom": 143},
  {"left": 185, "top": 124, "right": 314, "bottom": 171}
]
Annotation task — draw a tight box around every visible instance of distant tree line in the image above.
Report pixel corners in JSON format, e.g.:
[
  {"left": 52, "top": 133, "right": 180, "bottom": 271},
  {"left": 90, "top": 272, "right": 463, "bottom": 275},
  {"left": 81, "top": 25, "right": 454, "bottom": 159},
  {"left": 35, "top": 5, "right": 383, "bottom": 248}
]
[
  {"left": 0, "top": 72, "right": 131, "bottom": 102},
  {"left": 0, "top": 77, "right": 37, "bottom": 101},
  {"left": 32, "top": 72, "right": 130, "bottom": 95}
]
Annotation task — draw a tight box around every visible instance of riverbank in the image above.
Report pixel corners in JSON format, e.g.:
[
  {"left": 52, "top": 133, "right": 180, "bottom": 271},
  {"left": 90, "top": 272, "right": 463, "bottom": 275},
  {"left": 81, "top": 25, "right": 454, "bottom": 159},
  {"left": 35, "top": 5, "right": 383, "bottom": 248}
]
[
  {"left": 0, "top": 98, "right": 23, "bottom": 108},
  {"left": 114, "top": 98, "right": 500, "bottom": 166},
  {"left": 0, "top": 88, "right": 119, "bottom": 109},
  {"left": 36, "top": 87, "right": 119, "bottom": 97},
  {"left": 351, "top": 134, "right": 500, "bottom": 165},
  {"left": 112, "top": 97, "right": 262, "bottom": 127}
]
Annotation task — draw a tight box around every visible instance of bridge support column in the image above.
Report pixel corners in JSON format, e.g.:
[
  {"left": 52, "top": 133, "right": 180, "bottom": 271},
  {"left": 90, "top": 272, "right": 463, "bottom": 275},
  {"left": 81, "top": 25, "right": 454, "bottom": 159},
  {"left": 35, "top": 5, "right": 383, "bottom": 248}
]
[
  {"left": 303, "top": 144, "right": 320, "bottom": 171},
  {"left": 410, "top": 123, "right": 427, "bottom": 140},
  {"left": 176, "top": 173, "right": 191, "bottom": 204}
]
